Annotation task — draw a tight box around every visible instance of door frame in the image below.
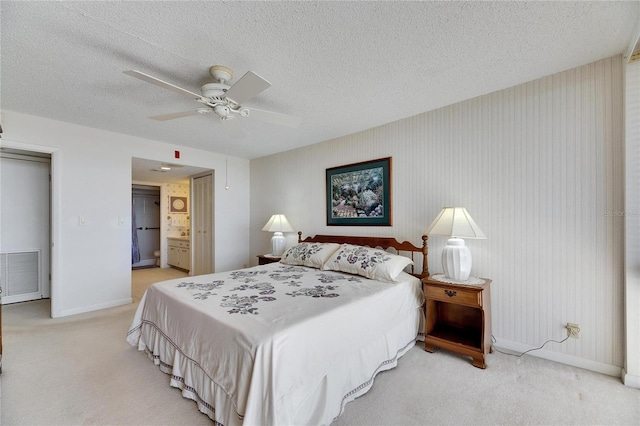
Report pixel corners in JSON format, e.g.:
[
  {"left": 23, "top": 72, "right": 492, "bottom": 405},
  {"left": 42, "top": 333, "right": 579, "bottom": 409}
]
[
  {"left": 131, "top": 181, "right": 165, "bottom": 267},
  {"left": 131, "top": 184, "right": 161, "bottom": 268},
  {"left": 0, "top": 139, "right": 58, "bottom": 317}
]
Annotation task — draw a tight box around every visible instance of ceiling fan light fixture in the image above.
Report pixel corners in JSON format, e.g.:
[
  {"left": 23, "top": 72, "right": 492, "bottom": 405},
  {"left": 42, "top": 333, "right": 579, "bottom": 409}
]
[
  {"left": 209, "top": 65, "right": 233, "bottom": 84},
  {"left": 213, "top": 105, "right": 232, "bottom": 118},
  {"left": 124, "top": 65, "right": 299, "bottom": 136},
  {"left": 201, "top": 82, "right": 228, "bottom": 98}
]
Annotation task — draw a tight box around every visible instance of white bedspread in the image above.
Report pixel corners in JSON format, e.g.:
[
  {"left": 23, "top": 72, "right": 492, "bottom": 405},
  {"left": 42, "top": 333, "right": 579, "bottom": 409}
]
[{"left": 127, "top": 263, "right": 423, "bottom": 425}]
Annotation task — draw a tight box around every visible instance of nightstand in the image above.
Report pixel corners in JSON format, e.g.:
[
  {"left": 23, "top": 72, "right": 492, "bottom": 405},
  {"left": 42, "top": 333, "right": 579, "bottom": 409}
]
[
  {"left": 422, "top": 274, "right": 492, "bottom": 369},
  {"left": 257, "top": 254, "right": 281, "bottom": 265}
]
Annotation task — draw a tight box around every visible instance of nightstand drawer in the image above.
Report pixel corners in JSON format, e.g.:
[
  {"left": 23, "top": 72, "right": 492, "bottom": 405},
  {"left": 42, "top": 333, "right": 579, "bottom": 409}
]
[{"left": 424, "top": 285, "right": 480, "bottom": 308}]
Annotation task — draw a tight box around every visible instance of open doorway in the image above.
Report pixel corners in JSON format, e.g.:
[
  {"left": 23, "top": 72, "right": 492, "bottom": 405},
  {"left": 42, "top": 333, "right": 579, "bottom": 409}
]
[
  {"left": 131, "top": 158, "right": 213, "bottom": 295},
  {"left": 131, "top": 185, "right": 161, "bottom": 269}
]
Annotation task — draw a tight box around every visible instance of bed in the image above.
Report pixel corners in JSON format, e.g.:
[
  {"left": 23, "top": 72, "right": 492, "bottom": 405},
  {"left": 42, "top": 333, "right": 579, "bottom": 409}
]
[{"left": 126, "top": 233, "right": 429, "bottom": 425}]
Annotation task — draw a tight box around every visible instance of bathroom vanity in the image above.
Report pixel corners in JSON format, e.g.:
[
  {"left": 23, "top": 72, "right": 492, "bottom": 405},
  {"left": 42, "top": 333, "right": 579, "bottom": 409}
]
[{"left": 167, "top": 237, "right": 190, "bottom": 272}]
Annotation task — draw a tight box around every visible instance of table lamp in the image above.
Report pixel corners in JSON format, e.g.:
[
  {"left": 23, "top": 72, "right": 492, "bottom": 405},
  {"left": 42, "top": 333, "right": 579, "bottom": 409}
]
[
  {"left": 425, "top": 207, "right": 486, "bottom": 281},
  {"left": 262, "top": 214, "right": 294, "bottom": 257}
]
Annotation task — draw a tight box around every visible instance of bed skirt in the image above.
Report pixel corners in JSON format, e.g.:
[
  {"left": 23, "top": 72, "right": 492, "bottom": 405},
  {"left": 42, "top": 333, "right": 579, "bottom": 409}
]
[{"left": 135, "top": 305, "right": 424, "bottom": 425}]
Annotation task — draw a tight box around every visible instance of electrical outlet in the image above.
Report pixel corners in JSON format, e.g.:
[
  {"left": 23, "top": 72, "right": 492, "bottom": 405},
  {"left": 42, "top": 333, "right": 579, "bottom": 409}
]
[{"left": 566, "top": 323, "right": 580, "bottom": 339}]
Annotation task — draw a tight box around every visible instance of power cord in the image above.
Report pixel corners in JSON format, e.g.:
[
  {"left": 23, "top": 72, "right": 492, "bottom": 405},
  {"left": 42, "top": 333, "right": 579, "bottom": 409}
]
[{"left": 491, "top": 334, "right": 570, "bottom": 358}]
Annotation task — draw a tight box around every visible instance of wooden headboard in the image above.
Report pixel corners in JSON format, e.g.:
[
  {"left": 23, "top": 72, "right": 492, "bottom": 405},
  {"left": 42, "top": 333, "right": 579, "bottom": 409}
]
[{"left": 298, "top": 231, "right": 429, "bottom": 278}]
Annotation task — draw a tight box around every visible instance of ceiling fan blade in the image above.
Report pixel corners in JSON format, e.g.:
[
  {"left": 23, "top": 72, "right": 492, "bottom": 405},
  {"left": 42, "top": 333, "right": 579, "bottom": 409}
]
[
  {"left": 222, "top": 118, "right": 245, "bottom": 139},
  {"left": 124, "top": 70, "right": 202, "bottom": 99},
  {"left": 224, "top": 71, "right": 271, "bottom": 104},
  {"left": 149, "top": 110, "right": 202, "bottom": 121},
  {"left": 246, "top": 108, "right": 301, "bottom": 128}
]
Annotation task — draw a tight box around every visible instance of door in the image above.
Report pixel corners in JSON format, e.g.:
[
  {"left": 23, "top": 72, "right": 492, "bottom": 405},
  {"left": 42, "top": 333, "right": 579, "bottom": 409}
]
[
  {"left": 192, "top": 173, "right": 214, "bottom": 275},
  {"left": 0, "top": 151, "right": 51, "bottom": 304},
  {"left": 132, "top": 186, "right": 160, "bottom": 268}
]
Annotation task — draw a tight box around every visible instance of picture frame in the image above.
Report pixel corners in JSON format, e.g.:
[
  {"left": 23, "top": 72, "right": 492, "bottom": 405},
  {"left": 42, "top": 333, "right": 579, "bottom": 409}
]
[
  {"left": 326, "top": 157, "right": 392, "bottom": 226},
  {"left": 169, "top": 196, "right": 188, "bottom": 213}
]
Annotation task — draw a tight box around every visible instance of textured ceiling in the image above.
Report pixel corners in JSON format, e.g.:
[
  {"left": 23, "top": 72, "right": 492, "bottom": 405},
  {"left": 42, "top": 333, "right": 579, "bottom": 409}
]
[{"left": 2, "top": 1, "right": 639, "bottom": 162}]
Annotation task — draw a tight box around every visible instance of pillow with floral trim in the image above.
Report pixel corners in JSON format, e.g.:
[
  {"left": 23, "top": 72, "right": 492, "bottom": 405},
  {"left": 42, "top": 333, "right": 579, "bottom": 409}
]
[
  {"left": 280, "top": 242, "right": 341, "bottom": 269},
  {"left": 322, "top": 244, "right": 413, "bottom": 282}
]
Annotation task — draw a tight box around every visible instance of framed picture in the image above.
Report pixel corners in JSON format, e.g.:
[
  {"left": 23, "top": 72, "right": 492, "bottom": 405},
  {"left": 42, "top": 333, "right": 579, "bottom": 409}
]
[
  {"left": 169, "top": 196, "right": 188, "bottom": 213},
  {"left": 326, "top": 157, "right": 392, "bottom": 226}
]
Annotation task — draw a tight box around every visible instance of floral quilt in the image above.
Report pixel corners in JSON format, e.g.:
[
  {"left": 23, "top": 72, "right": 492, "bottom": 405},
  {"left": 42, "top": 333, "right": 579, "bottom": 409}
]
[
  {"left": 173, "top": 265, "right": 361, "bottom": 313},
  {"left": 127, "top": 262, "right": 423, "bottom": 426}
]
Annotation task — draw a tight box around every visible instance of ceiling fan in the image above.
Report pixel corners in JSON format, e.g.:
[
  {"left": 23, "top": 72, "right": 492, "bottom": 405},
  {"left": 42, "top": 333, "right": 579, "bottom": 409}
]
[{"left": 123, "top": 65, "right": 300, "bottom": 137}]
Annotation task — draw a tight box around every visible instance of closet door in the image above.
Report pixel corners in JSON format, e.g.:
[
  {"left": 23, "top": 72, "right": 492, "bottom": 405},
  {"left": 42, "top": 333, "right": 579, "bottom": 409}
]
[{"left": 192, "top": 174, "right": 214, "bottom": 275}]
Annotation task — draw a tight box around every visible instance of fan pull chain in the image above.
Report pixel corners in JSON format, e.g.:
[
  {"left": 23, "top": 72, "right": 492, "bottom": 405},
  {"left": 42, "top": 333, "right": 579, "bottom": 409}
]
[{"left": 225, "top": 158, "right": 229, "bottom": 190}]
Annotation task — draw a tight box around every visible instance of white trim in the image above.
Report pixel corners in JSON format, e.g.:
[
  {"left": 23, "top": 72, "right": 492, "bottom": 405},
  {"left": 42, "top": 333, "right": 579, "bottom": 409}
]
[
  {"left": 622, "top": 369, "right": 640, "bottom": 389},
  {"left": 493, "top": 338, "right": 622, "bottom": 379},
  {"left": 50, "top": 150, "right": 61, "bottom": 317},
  {"left": 0, "top": 139, "right": 57, "bottom": 154}
]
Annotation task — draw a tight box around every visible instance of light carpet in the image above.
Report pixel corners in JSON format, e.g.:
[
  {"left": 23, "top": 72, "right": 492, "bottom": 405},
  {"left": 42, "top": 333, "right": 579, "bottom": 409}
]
[{"left": 0, "top": 267, "right": 638, "bottom": 425}]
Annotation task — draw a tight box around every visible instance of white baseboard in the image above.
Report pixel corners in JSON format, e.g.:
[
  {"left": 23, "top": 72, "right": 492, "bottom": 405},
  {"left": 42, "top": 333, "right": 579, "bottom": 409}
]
[
  {"left": 493, "top": 337, "right": 622, "bottom": 378},
  {"left": 57, "top": 297, "right": 132, "bottom": 317},
  {"left": 622, "top": 368, "right": 640, "bottom": 389}
]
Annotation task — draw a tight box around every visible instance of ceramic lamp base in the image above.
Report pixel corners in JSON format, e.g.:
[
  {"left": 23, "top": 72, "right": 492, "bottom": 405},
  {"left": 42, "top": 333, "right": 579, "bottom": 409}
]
[
  {"left": 442, "top": 237, "right": 472, "bottom": 281},
  {"left": 271, "top": 231, "right": 286, "bottom": 257}
]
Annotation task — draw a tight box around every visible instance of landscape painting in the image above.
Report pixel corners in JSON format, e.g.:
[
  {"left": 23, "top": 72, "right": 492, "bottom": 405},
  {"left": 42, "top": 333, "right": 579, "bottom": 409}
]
[{"left": 326, "top": 157, "right": 391, "bottom": 226}]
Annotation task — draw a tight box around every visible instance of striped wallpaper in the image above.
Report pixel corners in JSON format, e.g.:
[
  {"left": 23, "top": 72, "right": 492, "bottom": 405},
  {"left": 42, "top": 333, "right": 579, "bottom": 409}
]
[{"left": 251, "top": 55, "right": 625, "bottom": 371}]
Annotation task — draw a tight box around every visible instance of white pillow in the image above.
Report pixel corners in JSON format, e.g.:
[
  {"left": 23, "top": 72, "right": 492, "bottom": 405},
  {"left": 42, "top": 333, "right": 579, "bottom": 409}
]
[
  {"left": 280, "top": 242, "right": 341, "bottom": 269},
  {"left": 322, "top": 244, "right": 413, "bottom": 282}
]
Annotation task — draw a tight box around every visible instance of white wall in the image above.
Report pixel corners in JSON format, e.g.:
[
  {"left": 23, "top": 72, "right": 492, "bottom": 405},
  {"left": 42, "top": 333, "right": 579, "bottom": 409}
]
[
  {"left": 251, "top": 56, "right": 628, "bottom": 377},
  {"left": 624, "top": 60, "right": 640, "bottom": 387},
  {"left": 1, "top": 111, "right": 251, "bottom": 317}
]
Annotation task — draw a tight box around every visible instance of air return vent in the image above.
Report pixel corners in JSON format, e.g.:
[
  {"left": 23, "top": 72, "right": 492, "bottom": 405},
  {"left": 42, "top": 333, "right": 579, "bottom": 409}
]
[{"left": 0, "top": 251, "right": 40, "bottom": 297}]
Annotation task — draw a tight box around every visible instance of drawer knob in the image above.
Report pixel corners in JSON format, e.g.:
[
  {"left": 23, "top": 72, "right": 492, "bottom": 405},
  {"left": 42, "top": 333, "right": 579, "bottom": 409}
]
[{"left": 444, "top": 289, "right": 457, "bottom": 297}]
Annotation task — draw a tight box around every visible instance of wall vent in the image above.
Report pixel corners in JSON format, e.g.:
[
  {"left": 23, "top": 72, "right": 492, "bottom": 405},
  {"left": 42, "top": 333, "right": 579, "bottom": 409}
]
[{"left": 0, "top": 251, "right": 40, "bottom": 297}]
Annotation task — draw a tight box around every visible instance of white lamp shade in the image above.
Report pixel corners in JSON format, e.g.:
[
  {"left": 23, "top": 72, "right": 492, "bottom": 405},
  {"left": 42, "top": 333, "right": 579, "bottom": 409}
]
[
  {"left": 262, "top": 214, "right": 294, "bottom": 256},
  {"left": 262, "top": 214, "right": 294, "bottom": 233},
  {"left": 425, "top": 207, "right": 485, "bottom": 281},
  {"left": 425, "top": 207, "right": 486, "bottom": 239}
]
